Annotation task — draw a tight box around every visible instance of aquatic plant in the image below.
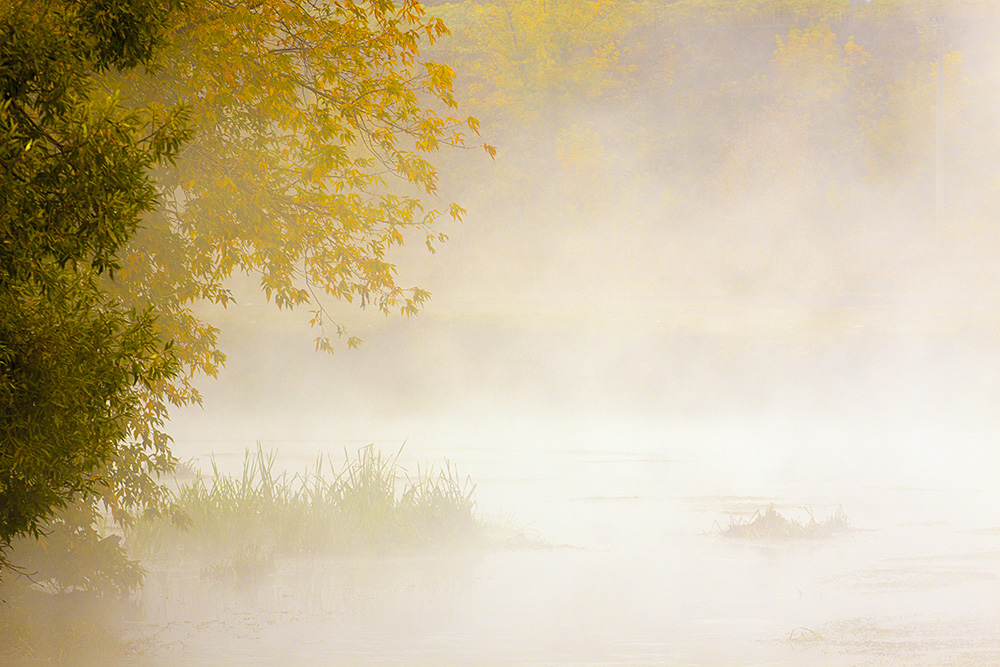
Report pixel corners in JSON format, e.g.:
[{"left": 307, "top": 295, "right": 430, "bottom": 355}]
[
  {"left": 126, "top": 444, "right": 481, "bottom": 562},
  {"left": 722, "top": 504, "right": 850, "bottom": 540},
  {"left": 200, "top": 543, "right": 274, "bottom": 584}
]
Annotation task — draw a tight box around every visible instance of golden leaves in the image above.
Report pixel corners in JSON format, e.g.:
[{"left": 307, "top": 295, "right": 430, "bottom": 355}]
[
  {"left": 132, "top": 0, "right": 484, "bottom": 356},
  {"left": 92, "top": 0, "right": 488, "bottom": 486},
  {"left": 771, "top": 24, "right": 869, "bottom": 103},
  {"left": 446, "top": 0, "right": 637, "bottom": 120}
]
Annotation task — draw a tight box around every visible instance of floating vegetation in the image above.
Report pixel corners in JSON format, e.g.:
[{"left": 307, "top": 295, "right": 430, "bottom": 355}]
[
  {"left": 722, "top": 505, "right": 850, "bottom": 540},
  {"left": 201, "top": 544, "right": 274, "bottom": 584},
  {"left": 788, "top": 626, "right": 825, "bottom": 642},
  {"left": 126, "top": 444, "right": 482, "bottom": 564}
]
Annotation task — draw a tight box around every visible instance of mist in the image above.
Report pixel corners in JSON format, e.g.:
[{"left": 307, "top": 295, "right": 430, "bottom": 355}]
[{"left": 11, "top": 2, "right": 1000, "bottom": 665}]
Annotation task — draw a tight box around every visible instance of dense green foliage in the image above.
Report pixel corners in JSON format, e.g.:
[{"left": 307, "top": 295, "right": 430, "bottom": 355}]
[{"left": 0, "top": 0, "right": 186, "bottom": 572}]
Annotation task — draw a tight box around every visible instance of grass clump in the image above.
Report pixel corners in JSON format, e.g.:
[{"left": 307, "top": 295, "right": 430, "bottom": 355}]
[
  {"left": 722, "top": 504, "right": 850, "bottom": 540},
  {"left": 126, "top": 444, "right": 480, "bottom": 563}
]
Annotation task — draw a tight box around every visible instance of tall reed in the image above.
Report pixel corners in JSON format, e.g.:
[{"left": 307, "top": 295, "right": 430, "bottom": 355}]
[{"left": 126, "top": 444, "right": 480, "bottom": 561}]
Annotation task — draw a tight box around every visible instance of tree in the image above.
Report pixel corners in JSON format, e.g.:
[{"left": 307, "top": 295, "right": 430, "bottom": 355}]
[
  {"left": 715, "top": 23, "right": 870, "bottom": 195},
  {"left": 4, "top": 0, "right": 489, "bottom": 590},
  {"left": 0, "top": 0, "right": 187, "bottom": 576}
]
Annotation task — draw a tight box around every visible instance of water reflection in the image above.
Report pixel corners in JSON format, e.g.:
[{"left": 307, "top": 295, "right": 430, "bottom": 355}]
[{"left": 135, "top": 434, "right": 1000, "bottom": 665}]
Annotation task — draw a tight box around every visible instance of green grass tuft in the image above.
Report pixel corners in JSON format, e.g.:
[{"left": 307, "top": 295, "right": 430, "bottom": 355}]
[{"left": 126, "top": 443, "right": 482, "bottom": 563}]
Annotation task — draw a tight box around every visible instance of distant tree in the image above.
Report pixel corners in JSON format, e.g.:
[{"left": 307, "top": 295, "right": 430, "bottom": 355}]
[
  {"left": 0, "top": 0, "right": 187, "bottom": 576},
  {"left": 435, "top": 0, "right": 640, "bottom": 122},
  {"left": 715, "top": 23, "right": 871, "bottom": 194}
]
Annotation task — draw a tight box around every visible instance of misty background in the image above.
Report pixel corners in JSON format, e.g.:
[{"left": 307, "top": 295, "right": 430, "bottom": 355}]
[{"left": 170, "top": 4, "right": 1000, "bottom": 497}]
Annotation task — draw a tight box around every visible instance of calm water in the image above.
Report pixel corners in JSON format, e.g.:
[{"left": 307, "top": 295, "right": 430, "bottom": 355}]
[{"left": 136, "top": 416, "right": 1000, "bottom": 666}]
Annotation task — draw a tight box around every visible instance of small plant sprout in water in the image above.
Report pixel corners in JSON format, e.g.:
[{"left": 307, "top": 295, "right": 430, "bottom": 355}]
[{"left": 722, "top": 505, "right": 851, "bottom": 540}]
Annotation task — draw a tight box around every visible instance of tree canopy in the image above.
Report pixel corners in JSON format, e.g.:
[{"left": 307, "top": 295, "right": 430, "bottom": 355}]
[{"left": 108, "top": 0, "right": 490, "bottom": 443}]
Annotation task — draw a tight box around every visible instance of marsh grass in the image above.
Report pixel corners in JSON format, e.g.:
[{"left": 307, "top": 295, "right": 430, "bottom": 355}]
[
  {"left": 722, "top": 505, "right": 850, "bottom": 540},
  {"left": 126, "top": 444, "right": 481, "bottom": 563}
]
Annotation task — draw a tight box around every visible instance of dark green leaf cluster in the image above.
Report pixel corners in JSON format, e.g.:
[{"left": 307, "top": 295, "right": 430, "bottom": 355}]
[
  {"left": 0, "top": 0, "right": 187, "bottom": 574},
  {"left": 0, "top": 274, "right": 175, "bottom": 546},
  {"left": 0, "top": 0, "right": 189, "bottom": 280}
]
